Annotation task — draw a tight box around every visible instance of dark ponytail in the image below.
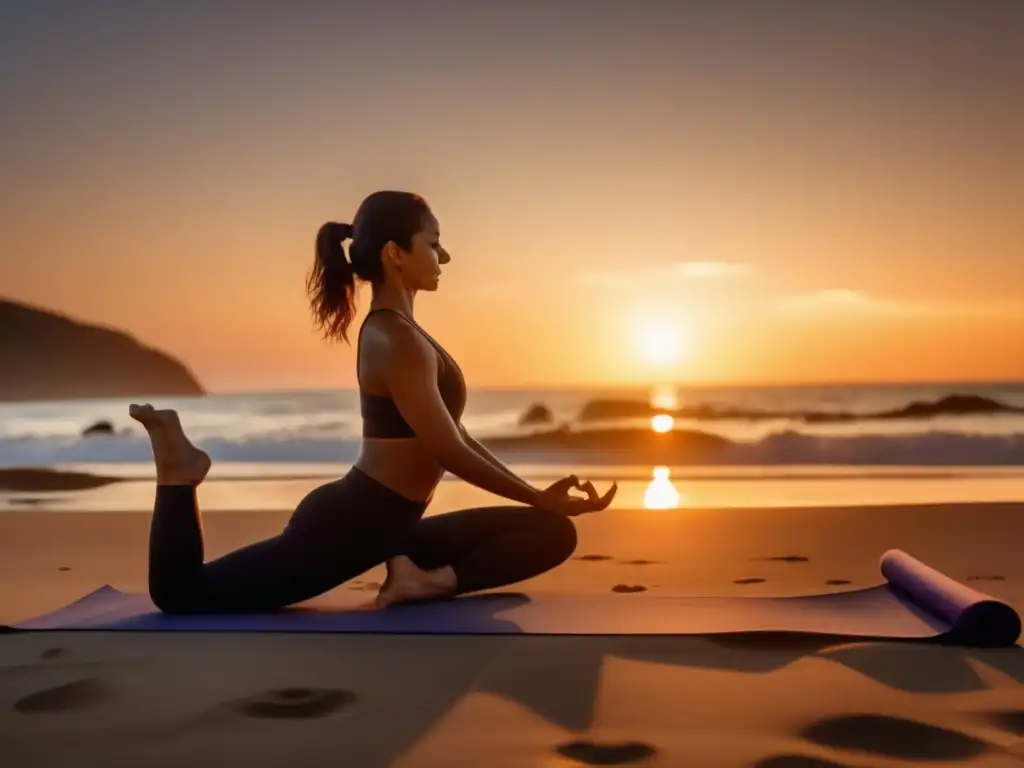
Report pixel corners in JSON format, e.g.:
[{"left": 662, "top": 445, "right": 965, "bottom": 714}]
[
  {"left": 307, "top": 221, "right": 357, "bottom": 343},
  {"left": 307, "top": 191, "right": 434, "bottom": 344}
]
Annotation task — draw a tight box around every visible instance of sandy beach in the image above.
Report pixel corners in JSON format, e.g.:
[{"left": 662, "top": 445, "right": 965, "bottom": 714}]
[
  {"left": 2, "top": 499, "right": 1023, "bottom": 767},
  {"left": 3, "top": 0, "right": 1021, "bottom": 762}
]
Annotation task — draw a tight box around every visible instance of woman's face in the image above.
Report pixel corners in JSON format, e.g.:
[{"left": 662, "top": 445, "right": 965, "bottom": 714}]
[{"left": 388, "top": 215, "right": 450, "bottom": 292}]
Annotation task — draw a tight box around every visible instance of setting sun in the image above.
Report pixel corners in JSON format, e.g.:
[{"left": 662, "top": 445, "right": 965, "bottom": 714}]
[
  {"left": 637, "top": 324, "right": 688, "bottom": 366},
  {"left": 651, "top": 414, "right": 675, "bottom": 433}
]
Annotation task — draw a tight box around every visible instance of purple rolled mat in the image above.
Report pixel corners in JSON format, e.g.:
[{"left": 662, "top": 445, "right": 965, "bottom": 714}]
[{"left": 880, "top": 549, "right": 1021, "bottom": 647}]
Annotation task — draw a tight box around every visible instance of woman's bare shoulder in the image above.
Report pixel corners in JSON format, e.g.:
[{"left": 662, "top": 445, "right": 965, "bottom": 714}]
[{"left": 360, "top": 312, "right": 432, "bottom": 368}]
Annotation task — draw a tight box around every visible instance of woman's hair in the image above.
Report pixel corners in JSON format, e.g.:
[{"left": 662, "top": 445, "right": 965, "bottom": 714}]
[{"left": 307, "top": 191, "right": 432, "bottom": 343}]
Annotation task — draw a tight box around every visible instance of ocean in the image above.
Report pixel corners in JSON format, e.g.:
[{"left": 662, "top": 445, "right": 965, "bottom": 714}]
[{"left": 2, "top": 382, "right": 1023, "bottom": 512}]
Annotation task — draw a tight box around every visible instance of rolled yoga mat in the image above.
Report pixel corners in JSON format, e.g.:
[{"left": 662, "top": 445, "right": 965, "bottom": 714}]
[{"left": 5, "top": 549, "right": 1020, "bottom": 647}]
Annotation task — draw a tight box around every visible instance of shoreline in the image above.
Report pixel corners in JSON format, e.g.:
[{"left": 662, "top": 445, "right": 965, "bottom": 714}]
[
  {"left": 4, "top": 466, "right": 1024, "bottom": 516},
  {"left": 5, "top": 462, "right": 1024, "bottom": 488}
]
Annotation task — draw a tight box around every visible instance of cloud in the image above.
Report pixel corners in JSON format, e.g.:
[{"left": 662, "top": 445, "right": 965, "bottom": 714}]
[
  {"left": 771, "top": 290, "right": 937, "bottom": 317},
  {"left": 577, "top": 261, "right": 754, "bottom": 287},
  {"left": 670, "top": 261, "right": 755, "bottom": 279},
  {"left": 772, "top": 290, "right": 1024, "bottom": 320}
]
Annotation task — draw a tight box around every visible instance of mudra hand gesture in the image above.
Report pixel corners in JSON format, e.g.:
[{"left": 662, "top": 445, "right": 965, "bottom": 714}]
[{"left": 535, "top": 475, "right": 617, "bottom": 516}]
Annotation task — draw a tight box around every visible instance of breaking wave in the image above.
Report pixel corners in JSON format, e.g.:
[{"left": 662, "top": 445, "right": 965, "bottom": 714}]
[{"left": 2, "top": 428, "right": 1023, "bottom": 467}]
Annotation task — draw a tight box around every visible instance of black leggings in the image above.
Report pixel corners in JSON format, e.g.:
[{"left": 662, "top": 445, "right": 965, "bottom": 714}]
[{"left": 148, "top": 467, "right": 578, "bottom": 614}]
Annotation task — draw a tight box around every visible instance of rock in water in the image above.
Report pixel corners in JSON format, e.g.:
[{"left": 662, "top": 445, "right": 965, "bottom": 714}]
[
  {"left": 518, "top": 402, "right": 554, "bottom": 426},
  {"left": 82, "top": 420, "right": 115, "bottom": 437}
]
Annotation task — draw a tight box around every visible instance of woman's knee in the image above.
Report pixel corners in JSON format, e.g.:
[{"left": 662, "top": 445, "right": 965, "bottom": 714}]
[
  {"left": 149, "top": 575, "right": 207, "bottom": 614},
  {"left": 149, "top": 583, "right": 193, "bottom": 614},
  {"left": 530, "top": 509, "right": 578, "bottom": 564}
]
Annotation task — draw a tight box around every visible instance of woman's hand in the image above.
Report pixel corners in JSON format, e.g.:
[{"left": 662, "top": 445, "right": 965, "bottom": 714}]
[{"left": 535, "top": 475, "right": 618, "bottom": 516}]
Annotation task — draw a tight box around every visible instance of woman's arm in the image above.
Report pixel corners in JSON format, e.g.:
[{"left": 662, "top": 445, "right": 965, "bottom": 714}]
[
  {"left": 380, "top": 324, "right": 542, "bottom": 506},
  {"left": 457, "top": 428, "right": 541, "bottom": 501},
  {"left": 459, "top": 425, "right": 526, "bottom": 484}
]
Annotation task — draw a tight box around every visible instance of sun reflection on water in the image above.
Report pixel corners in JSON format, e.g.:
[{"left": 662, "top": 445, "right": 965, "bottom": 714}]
[{"left": 643, "top": 466, "right": 682, "bottom": 509}]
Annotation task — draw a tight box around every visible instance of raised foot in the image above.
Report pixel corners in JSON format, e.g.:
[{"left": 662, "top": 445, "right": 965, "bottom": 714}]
[
  {"left": 129, "top": 403, "right": 211, "bottom": 486},
  {"left": 375, "top": 556, "right": 457, "bottom": 609}
]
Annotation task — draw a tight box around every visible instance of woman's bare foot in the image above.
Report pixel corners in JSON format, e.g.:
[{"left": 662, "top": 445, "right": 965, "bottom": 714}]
[
  {"left": 128, "top": 404, "right": 211, "bottom": 486},
  {"left": 375, "top": 556, "right": 457, "bottom": 609}
]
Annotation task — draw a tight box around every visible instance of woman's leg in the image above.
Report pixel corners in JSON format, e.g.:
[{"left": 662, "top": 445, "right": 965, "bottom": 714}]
[
  {"left": 377, "top": 505, "right": 578, "bottom": 606},
  {"left": 132, "top": 405, "right": 422, "bottom": 614},
  {"left": 147, "top": 483, "right": 322, "bottom": 613}
]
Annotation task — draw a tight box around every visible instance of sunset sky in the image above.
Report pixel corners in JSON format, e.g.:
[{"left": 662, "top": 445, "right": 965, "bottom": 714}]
[{"left": 1, "top": 1, "right": 1022, "bottom": 393}]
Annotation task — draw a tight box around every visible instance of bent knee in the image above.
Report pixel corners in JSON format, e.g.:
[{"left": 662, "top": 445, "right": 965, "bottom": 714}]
[
  {"left": 149, "top": 581, "right": 205, "bottom": 615},
  {"left": 531, "top": 509, "right": 578, "bottom": 563},
  {"left": 149, "top": 591, "right": 192, "bottom": 614}
]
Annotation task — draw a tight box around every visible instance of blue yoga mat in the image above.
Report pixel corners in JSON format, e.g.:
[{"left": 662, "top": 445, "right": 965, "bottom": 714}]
[{"left": 5, "top": 550, "right": 1020, "bottom": 647}]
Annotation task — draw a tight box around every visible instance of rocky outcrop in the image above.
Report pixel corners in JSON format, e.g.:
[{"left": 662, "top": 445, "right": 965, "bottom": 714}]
[{"left": 0, "top": 298, "right": 204, "bottom": 402}]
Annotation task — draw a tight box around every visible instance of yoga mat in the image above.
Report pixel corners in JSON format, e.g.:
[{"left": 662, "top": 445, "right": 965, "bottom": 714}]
[{"left": 5, "top": 550, "right": 1020, "bottom": 647}]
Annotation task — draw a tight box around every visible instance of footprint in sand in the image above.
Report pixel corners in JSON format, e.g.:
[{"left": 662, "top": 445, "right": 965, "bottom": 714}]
[
  {"left": 233, "top": 687, "right": 357, "bottom": 720},
  {"left": 801, "top": 714, "right": 991, "bottom": 761},
  {"left": 755, "top": 555, "right": 810, "bottom": 563},
  {"left": 619, "top": 559, "right": 660, "bottom": 566},
  {"left": 555, "top": 739, "right": 657, "bottom": 765},
  {"left": 14, "top": 678, "right": 112, "bottom": 714},
  {"left": 966, "top": 575, "right": 1006, "bottom": 582},
  {"left": 755, "top": 755, "right": 853, "bottom": 768},
  {"left": 57, "top": 566, "right": 71, "bottom": 572},
  {"left": 734, "top": 577, "right": 767, "bottom": 585},
  {"left": 39, "top": 648, "right": 63, "bottom": 660},
  {"left": 611, "top": 584, "right": 647, "bottom": 594},
  {"left": 825, "top": 579, "right": 852, "bottom": 586},
  {"left": 575, "top": 554, "right": 613, "bottom": 562}
]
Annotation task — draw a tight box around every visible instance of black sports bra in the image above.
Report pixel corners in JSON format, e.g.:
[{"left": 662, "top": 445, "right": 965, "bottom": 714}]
[{"left": 357, "top": 308, "right": 467, "bottom": 439}]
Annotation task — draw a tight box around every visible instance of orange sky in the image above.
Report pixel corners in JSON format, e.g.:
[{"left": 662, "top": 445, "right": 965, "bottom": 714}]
[{"left": 1, "top": 3, "right": 1022, "bottom": 392}]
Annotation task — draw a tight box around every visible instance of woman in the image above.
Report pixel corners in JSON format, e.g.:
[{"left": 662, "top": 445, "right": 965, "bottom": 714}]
[{"left": 130, "top": 190, "right": 616, "bottom": 615}]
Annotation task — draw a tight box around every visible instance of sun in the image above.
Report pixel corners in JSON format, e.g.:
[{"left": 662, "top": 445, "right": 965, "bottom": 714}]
[
  {"left": 637, "top": 323, "right": 687, "bottom": 366},
  {"left": 651, "top": 413, "right": 675, "bottom": 433}
]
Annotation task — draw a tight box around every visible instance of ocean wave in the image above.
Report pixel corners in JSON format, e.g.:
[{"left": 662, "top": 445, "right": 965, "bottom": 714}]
[
  {"left": 2, "top": 428, "right": 1024, "bottom": 467},
  {"left": 485, "top": 427, "right": 1024, "bottom": 466},
  {"left": 0, "top": 434, "right": 364, "bottom": 466},
  {"left": 575, "top": 393, "right": 1024, "bottom": 424}
]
